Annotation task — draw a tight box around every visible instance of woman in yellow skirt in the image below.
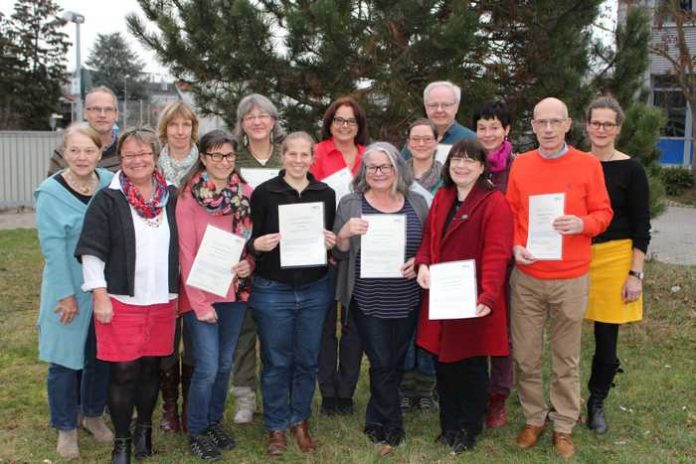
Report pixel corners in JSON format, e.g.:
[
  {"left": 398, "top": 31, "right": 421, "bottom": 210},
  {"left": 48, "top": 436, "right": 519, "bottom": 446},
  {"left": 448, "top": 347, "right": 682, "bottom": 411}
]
[{"left": 585, "top": 96, "right": 651, "bottom": 435}]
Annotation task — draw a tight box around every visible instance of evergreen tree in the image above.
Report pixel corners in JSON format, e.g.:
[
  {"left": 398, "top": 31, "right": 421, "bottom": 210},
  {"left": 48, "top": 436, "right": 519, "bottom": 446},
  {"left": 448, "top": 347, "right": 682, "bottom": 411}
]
[
  {"left": 9, "top": 0, "right": 69, "bottom": 130},
  {"left": 0, "top": 12, "right": 22, "bottom": 129},
  {"left": 86, "top": 32, "right": 149, "bottom": 100}
]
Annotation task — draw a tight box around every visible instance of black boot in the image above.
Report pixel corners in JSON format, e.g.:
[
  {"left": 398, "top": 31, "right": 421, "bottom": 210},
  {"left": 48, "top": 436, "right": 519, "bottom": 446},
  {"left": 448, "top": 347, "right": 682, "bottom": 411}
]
[
  {"left": 587, "top": 357, "right": 620, "bottom": 435},
  {"left": 111, "top": 437, "right": 132, "bottom": 464},
  {"left": 133, "top": 423, "right": 156, "bottom": 459}
]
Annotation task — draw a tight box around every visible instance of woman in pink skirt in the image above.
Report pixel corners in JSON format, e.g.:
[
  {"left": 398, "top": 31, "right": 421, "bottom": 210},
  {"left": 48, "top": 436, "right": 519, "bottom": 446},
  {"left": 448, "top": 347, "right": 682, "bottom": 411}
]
[{"left": 76, "top": 127, "right": 179, "bottom": 464}]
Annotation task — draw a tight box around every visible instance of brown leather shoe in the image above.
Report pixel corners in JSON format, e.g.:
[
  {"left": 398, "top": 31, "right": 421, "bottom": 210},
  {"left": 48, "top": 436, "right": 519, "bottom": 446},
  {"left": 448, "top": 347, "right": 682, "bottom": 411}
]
[
  {"left": 515, "top": 424, "right": 545, "bottom": 449},
  {"left": 267, "top": 431, "right": 287, "bottom": 456},
  {"left": 552, "top": 432, "right": 575, "bottom": 458},
  {"left": 290, "top": 420, "right": 316, "bottom": 452},
  {"left": 159, "top": 363, "right": 180, "bottom": 433}
]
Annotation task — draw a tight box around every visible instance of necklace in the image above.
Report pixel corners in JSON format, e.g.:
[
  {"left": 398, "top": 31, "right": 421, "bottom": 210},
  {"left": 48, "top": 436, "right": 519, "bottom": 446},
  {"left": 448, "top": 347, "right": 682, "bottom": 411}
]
[
  {"left": 607, "top": 150, "right": 617, "bottom": 161},
  {"left": 250, "top": 142, "right": 273, "bottom": 161},
  {"left": 141, "top": 212, "right": 163, "bottom": 228},
  {"left": 64, "top": 169, "right": 97, "bottom": 195}
]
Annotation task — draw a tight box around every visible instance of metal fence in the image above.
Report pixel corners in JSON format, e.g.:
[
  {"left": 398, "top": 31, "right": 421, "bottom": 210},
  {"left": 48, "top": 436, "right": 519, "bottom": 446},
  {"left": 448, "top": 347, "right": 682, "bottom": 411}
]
[{"left": 0, "top": 131, "right": 61, "bottom": 209}]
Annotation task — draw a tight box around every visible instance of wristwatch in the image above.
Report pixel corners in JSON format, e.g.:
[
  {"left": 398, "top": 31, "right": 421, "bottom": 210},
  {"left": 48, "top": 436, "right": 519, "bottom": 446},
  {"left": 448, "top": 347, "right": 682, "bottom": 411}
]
[{"left": 628, "top": 270, "right": 644, "bottom": 280}]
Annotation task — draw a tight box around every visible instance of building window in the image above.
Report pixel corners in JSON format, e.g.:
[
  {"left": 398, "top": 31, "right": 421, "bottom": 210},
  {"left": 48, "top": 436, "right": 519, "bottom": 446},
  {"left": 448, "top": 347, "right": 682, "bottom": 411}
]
[{"left": 653, "top": 75, "right": 687, "bottom": 137}]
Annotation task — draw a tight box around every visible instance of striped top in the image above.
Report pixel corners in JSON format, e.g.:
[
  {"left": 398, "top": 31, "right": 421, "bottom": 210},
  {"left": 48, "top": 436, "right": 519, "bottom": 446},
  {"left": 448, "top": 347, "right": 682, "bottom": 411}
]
[{"left": 353, "top": 197, "right": 422, "bottom": 319}]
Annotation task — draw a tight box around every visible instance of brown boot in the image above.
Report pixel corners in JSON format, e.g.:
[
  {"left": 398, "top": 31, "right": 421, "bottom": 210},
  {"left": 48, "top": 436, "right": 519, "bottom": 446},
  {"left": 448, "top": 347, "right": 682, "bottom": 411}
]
[
  {"left": 180, "top": 363, "right": 195, "bottom": 434},
  {"left": 267, "top": 431, "right": 287, "bottom": 456},
  {"left": 159, "top": 362, "right": 180, "bottom": 433},
  {"left": 290, "top": 420, "right": 316, "bottom": 452}
]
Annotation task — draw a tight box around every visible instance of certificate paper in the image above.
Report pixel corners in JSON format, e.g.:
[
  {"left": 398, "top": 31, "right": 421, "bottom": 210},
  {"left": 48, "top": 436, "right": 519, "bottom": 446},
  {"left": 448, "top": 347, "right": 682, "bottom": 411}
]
[
  {"left": 360, "top": 214, "right": 406, "bottom": 278},
  {"left": 429, "top": 260, "right": 478, "bottom": 320},
  {"left": 435, "top": 144, "right": 453, "bottom": 164},
  {"left": 186, "top": 225, "right": 245, "bottom": 297},
  {"left": 240, "top": 168, "right": 279, "bottom": 188},
  {"left": 410, "top": 181, "right": 434, "bottom": 208},
  {"left": 322, "top": 167, "right": 353, "bottom": 207},
  {"left": 278, "top": 202, "right": 327, "bottom": 268},
  {"left": 527, "top": 193, "right": 565, "bottom": 260}
]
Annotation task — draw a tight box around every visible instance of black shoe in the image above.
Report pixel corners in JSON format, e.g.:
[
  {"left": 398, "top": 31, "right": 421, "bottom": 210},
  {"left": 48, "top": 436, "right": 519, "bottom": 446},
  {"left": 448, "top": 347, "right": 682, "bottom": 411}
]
[
  {"left": 384, "top": 429, "right": 404, "bottom": 447},
  {"left": 450, "top": 429, "right": 477, "bottom": 454},
  {"left": 111, "top": 437, "right": 132, "bottom": 464},
  {"left": 364, "top": 423, "right": 385, "bottom": 444},
  {"left": 587, "top": 356, "right": 619, "bottom": 435},
  {"left": 188, "top": 434, "right": 222, "bottom": 461},
  {"left": 320, "top": 397, "right": 337, "bottom": 416},
  {"left": 587, "top": 395, "right": 609, "bottom": 434},
  {"left": 436, "top": 430, "right": 458, "bottom": 447},
  {"left": 205, "top": 422, "right": 236, "bottom": 451},
  {"left": 133, "top": 423, "right": 155, "bottom": 459},
  {"left": 335, "top": 397, "right": 354, "bottom": 415}
]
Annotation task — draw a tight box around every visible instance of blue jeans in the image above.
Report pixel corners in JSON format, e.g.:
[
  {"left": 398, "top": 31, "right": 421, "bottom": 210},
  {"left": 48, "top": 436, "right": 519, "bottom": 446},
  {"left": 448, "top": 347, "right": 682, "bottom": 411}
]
[
  {"left": 352, "top": 302, "right": 417, "bottom": 433},
  {"left": 184, "top": 302, "right": 247, "bottom": 436},
  {"left": 48, "top": 319, "right": 109, "bottom": 430},
  {"left": 250, "top": 275, "right": 331, "bottom": 431}
]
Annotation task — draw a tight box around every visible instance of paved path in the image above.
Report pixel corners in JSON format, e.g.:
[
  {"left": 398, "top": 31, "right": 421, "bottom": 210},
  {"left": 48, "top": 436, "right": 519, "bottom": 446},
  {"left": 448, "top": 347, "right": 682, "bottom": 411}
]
[{"left": 1, "top": 206, "right": 695, "bottom": 265}]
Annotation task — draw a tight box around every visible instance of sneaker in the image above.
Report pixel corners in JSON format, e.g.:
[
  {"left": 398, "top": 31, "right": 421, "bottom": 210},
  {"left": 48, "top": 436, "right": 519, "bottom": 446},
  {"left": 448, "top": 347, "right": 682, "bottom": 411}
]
[
  {"left": 205, "top": 422, "right": 236, "bottom": 451},
  {"left": 189, "top": 434, "right": 222, "bottom": 461},
  {"left": 56, "top": 429, "right": 79, "bottom": 459},
  {"left": 384, "top": 429, "right": 404, "bottom": 447},
  {"left": 417, "top": 395, "right": 435, "bottom": 412},
  {"left": 364, "top": 424, "right": 385, "bottom": 444},
  {"left": 335, "top": 397, "right": 354, "bottom": 415},
  {"left": 82, "top": 416, "right": 114, "bottom": 442},
  {"left": 400, "top": 395, "right": 413, "bottom": 412},
  {"left": 231, "top": 386, "right": 255, "bottom": 424}
]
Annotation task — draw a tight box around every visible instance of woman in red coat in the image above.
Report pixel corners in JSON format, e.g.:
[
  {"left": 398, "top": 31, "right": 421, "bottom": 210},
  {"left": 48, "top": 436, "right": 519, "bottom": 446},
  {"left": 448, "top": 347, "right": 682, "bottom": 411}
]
[{"left": 415, "top": 138, "right": 513, "bottom": 454}]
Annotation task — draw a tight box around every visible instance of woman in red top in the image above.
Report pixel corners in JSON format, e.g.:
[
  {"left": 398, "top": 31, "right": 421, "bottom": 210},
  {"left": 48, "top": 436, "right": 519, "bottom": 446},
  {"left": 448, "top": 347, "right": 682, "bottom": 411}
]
[
  {"left": 312, "top": 96, "right": 369, "bottom": 416},
  {"left": 415, "top": 138, "right": 513, "bottom": 454}
]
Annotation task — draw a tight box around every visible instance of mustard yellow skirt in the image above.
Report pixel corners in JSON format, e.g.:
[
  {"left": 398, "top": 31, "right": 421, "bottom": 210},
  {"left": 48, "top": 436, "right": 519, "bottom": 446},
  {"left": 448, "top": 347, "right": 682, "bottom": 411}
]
[{"left": 586, "top": 239, "right": 643, "bottom": 324}]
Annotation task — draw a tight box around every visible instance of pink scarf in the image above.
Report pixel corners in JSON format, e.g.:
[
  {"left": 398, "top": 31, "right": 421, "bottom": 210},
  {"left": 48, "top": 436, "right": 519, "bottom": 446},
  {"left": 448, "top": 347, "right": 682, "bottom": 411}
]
[{"left": 487, "top": 140, "right": 512, "bottom": 173}]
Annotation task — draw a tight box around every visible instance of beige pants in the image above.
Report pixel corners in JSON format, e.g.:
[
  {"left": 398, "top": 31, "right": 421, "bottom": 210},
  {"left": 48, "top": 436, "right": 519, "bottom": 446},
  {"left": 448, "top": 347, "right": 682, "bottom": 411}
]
[{"left": 511, "top": 268, "right": 588, "bottom": 434}]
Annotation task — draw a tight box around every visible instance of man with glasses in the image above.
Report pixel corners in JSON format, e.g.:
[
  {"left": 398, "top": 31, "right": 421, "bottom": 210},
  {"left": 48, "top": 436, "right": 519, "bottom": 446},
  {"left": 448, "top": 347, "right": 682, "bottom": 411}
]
[
  {"left": 48, "top": 86, "right": 121, "bottom": 175},
  {"left": 505, "top": 97, "right": 613, "bottom": 459},
  {"left": 402, "top": 81, "right": 475, "bottom": 160}
]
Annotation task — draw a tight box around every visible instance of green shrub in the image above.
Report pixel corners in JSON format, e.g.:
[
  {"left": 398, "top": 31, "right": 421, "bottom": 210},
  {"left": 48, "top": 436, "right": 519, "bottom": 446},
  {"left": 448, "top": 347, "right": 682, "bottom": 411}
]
[{"left": 661, "top": 166, "right": 694, "bottom": 196}]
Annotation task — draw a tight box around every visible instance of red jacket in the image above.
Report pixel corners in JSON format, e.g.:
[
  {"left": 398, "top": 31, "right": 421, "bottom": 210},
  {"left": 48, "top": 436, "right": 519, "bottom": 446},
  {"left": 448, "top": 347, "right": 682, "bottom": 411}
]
[{"left": 415, "top": 183, "right": 513, "bottom": 362}]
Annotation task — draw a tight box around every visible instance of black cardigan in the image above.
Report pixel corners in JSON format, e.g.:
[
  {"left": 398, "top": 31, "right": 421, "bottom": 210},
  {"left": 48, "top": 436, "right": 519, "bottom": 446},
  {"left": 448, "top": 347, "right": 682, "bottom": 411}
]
[
  {"left": 75, "top": 185, "right": 179, "bottom": 296},
  {"left": 248, "top": 171, "right": 336, "bottom": 287}
]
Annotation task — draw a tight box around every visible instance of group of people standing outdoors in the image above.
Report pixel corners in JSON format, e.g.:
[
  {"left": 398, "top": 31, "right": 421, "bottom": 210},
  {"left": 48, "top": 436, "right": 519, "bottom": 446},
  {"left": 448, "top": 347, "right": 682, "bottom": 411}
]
[{"left": 35, "top": 79, "right": 650, "bottom": 462}]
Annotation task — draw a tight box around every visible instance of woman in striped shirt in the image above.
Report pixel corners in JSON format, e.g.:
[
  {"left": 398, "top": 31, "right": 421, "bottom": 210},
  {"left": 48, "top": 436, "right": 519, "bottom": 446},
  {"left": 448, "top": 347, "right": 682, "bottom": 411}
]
[{"left": 333, "top": 142, "right": 429, "bottom": 448}]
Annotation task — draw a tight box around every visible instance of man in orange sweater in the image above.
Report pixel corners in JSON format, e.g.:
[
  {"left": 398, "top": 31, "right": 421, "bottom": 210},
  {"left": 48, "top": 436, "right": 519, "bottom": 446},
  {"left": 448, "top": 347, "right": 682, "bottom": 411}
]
[{"left": 506, "top": 97, "right": 613, "bottom": 458}]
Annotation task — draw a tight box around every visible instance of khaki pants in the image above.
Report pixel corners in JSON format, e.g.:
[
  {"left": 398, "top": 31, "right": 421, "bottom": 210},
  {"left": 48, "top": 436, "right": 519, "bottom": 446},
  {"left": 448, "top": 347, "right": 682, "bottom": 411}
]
[{"left": 511, "top": 268, "right": 588, "bottom": 434}]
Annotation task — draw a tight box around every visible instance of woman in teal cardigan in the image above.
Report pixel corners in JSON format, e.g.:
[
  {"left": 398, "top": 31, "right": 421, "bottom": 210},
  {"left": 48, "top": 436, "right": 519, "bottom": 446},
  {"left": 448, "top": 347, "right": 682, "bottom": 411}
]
[{"left": 35, "top": 123, "right": 114, "bottom": 459}]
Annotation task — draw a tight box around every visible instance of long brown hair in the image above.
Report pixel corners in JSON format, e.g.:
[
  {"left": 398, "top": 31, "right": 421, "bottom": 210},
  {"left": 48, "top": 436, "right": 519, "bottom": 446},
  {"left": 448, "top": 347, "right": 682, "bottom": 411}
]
[{"left": 320, "top": 96, "right": 369, "bottom": 146}]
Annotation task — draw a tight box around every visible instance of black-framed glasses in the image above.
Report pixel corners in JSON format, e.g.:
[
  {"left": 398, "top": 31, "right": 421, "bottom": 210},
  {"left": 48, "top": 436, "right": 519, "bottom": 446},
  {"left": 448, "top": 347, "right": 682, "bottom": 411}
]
[
  {"left": 366, "top": 164, "right": 394, "bottom": 174},
  {"left": 333, "top": 116, "right": 358, "bottom": 127},
  {"left": 205, "top": 152, "right": 236, "bottom": 162},
  {"left": 588, "top": 121, "right": 619, "bottom": 131}
]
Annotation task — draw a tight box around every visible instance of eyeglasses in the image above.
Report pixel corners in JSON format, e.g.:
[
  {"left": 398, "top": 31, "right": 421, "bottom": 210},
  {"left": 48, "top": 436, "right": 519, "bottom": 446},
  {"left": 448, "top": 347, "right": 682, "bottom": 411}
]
[
  {"left": 366, "top": 164, "right": 394, "bottom": 175},
  {"left": 66, "top": 146, "right": 100, "bottom": 157},
  {"left": 121, "top": 151, "right": 154, "bottom": 161},
  {"left": 450, "top": 157, "right": 479, "bottom": 166},
  {"left": 588, "top": 120, "right": 618, "bottom": 131},
  {"left": 332, "top": 116, "right": 358, "bottom": 127},
  {"left": 243, "top": 113, "right": 272, "bottom": 123},
  {"left": 86, "top": 106, "right": 117, "bottom": 115},
  {"left": 532, "top": 118, "right": 567, "bottom": 129},
  {"left": 205, "top": 152, "right": 236, "bottom": 163},
  {"left": 425, "top": 101, "right": 456, "bottom": 111},
  {"left": 409, "top": 136, "right": 435, "bottom": 144}
]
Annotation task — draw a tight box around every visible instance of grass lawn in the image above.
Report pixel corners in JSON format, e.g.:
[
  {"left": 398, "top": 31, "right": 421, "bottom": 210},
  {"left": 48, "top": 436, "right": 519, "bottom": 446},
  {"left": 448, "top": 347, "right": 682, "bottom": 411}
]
[{"left": 1, "top": 228, "right": 695, "bottom": 463}]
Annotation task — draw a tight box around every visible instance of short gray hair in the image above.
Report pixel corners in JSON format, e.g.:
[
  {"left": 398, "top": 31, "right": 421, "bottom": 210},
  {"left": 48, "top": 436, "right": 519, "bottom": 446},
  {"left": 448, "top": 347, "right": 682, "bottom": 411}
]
[
  {"left": 352, "top": 142, "right": 413, "bottom": 196},
  {"left": 423, "top": 81, "right": 461, "bottom": 104},
  {"left": 232, "top": 93, "right": 285, "bottom": 142}
]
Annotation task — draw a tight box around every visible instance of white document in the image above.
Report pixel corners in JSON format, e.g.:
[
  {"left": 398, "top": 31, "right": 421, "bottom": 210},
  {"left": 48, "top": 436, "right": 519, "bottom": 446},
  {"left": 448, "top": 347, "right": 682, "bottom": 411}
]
[
  {"left": 429, "top": 260, "right": 478, "bottom": 320},
  {"left": 360, "top": 214, "right": 406, "bottom": 278},
  {"left": 322, "top": 167, "right": 353, "bottom": 207},
  {"left": 527, "top": 193, "right": 565, "bottom": 260},
  {"left": 186, "top": 225, "right": 245, "bottom": 297},
  {"left": 409, "top": 181, "right": 434, "bottom": 208},
  {"left": 278, "top": 202, "right": 327, "bottom": 268},
  {"left": 435, "top": 144, "right": 453, "bottom": 164},
  {"left": 240, "top": 168, "right": 279, "bottom": 188}
]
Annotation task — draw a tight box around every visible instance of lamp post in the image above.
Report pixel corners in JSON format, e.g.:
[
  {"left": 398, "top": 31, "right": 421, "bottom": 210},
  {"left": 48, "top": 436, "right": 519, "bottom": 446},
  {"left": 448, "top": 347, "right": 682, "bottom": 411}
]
[
  {"left": 62, "top": 11, "right": 85, "bottom": 123},
  {"left": 123, "top": 74, "right": 131, "bottom": 128}
]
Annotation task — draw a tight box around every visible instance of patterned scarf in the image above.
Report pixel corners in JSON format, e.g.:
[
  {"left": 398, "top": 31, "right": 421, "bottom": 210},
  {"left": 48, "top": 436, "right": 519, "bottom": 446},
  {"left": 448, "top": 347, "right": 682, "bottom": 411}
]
[
  {"left": 158, "top": 144, "right": 199, "bottom": 187},
  {"left": 190, "top": 171, "right": 253, "bottom": 301},
  {"left": 119, "top": 169, "right": 169, "bottom": 219},
  {"left": 487, "top": 140, "right": 513, "bottom": 173}
]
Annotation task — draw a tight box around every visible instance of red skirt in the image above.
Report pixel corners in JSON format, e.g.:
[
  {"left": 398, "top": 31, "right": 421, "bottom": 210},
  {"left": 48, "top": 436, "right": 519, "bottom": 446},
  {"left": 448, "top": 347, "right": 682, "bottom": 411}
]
[{"left": 95, "top": 298, "right": 177, "bottom": 362}]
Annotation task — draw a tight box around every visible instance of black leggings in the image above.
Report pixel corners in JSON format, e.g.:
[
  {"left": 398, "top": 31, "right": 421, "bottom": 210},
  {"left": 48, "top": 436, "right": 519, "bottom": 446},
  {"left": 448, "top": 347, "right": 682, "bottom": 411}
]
[
  {"left": 593, "top": 322, "right": 619, "bottom": 364},
  {"left": 108, "top": 357, "right": 161, "bottom": 439}
]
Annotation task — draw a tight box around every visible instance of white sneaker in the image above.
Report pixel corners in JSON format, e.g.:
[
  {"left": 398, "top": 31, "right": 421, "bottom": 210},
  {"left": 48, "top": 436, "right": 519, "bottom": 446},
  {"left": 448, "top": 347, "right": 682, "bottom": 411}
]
[
  {"left": 57, "top": 429, "right": 80, "bottom": 459},
  {"left": 231, "top": 386, "right": 256, "bottom": 424},
  {"left": 82, "top": 416, "right": 114, "bottom": 442}
]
